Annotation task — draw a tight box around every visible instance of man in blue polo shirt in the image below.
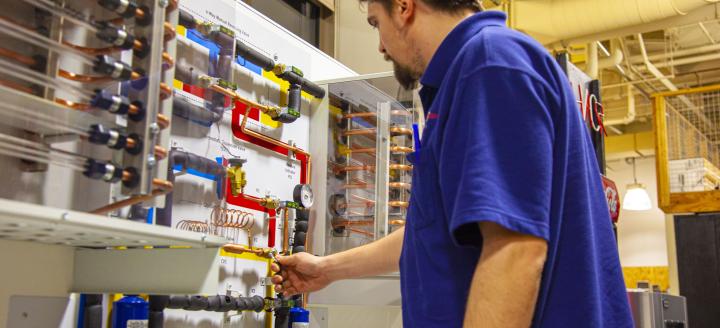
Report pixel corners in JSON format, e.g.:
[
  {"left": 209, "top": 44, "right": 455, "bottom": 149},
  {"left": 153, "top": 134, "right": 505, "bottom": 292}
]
[{"left": 272, "top": 1, "right": 633, "bottom": 327}]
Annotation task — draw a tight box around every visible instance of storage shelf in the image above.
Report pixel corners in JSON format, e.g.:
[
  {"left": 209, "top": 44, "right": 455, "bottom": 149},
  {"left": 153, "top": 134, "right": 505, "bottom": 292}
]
[{"left": 0, "top": 198, "right": 230, "bottom": 248}]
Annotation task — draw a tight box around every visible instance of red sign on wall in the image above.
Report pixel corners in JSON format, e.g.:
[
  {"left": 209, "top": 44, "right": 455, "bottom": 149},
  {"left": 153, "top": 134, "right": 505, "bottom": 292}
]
[{"left": 602, "top": 176, "right": 621, "bottom": 223}]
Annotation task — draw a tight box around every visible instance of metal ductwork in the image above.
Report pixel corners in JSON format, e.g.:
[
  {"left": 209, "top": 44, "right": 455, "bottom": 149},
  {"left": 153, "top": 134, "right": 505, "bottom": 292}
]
[{"left": 513, "top": 0, "right": 720, "bottom": 45}]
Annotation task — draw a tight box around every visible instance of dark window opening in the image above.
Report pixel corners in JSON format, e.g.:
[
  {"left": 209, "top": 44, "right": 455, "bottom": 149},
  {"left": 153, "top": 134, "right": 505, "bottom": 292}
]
[{"left": 244, "top": 0, "right": 321, "bottom": 47}]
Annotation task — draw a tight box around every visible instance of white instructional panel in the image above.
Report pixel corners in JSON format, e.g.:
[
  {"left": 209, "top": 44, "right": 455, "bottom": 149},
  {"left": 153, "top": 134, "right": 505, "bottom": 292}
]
[{"left": 165, "top": 1, "right": 354, "bottom": 327}]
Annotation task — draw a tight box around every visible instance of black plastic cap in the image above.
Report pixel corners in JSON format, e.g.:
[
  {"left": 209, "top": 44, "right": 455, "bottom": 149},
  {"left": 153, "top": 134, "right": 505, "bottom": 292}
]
[
  {"left": 293, "top": 231, "right": 306, "bottom": 246},
  {"left": 292, "top": 245, "right": 306, "bottom": 254},
  {"left": 294, "top": 220, "right": 308, "bottom": 233}
]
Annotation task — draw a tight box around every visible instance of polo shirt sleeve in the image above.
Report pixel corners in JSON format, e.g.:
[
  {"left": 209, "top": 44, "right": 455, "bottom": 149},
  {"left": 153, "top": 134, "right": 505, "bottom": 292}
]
[{"left": 438, "top": 65, "right": 556, "bottom": 246}]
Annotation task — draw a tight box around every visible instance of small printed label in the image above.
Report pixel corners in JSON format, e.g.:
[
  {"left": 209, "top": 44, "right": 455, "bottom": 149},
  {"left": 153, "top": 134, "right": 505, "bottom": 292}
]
[{"left": 127, "top": 320, "right": 148, "bottom": 328}]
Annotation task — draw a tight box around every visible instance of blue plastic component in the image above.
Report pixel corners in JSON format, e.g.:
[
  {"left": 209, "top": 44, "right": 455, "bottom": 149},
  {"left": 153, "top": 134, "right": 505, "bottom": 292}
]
[
  {"left": 111, "top": 295, "right": 148, "bottom": 328},
  {"left": 288, "top": 306, "right": 310, "bottom": 327}
]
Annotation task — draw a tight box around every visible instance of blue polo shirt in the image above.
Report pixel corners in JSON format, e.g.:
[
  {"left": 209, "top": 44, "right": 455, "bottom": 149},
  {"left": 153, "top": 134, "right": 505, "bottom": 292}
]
[{"left": 400, "top": 11, "right": 633, "bottom": 327}]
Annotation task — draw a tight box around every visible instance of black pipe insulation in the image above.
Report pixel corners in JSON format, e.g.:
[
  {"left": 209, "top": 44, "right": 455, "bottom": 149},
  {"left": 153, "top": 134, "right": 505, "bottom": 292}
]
[
  {"left": 173, "top": 98, "right": 223, "bottom": 125},
  {"left": 148, "top": 295, "right": 169, "bottom": 328},
  {"left": 235, "top": 40, "right": 276, "bottom": 72},
  {"left": 82, "top": 294, "right": 103, "bottom": 328},
  {"left": 165, "top": 295, "right": 265, "bottom": 312},
  {"left": 155, "top": 149, "right": 227, "bottom": 226},
  {"left": 177, "top": 9, "right": 325, "bottom": 100}
]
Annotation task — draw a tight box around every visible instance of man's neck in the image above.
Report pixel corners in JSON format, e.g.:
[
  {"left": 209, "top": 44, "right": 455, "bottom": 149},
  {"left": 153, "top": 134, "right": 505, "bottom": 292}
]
[{"left": 413, "top": 11, "right": 476, "bottom": 71}]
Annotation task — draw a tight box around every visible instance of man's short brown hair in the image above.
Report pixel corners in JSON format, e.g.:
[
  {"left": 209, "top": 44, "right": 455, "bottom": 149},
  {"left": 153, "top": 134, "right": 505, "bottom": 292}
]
[{"left": 360, "top": 0, "right": 483, "bottom": 14}]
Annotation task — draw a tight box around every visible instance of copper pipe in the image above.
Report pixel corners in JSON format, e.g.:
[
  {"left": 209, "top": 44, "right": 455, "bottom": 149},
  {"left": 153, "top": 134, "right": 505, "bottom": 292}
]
[
  {"left": 91, "top": 178, "right": 173, "bottom": 214},
  {"left": 282, "top": 208, "right": 289, "bottom": 254},
  {"left": 389, "top": 182, "right": 411, "bottom": 189},
  {"left": 342, "top": 183, "right": 373, "bottom": 189},
  {"left": 346, "top": 148, "right": 376, "bottom": 154},
  {"left": 337, "top": 165, "right": 376, "bottom": 172},
  {"left": 121, "top": 170, "right": 132, "bottom": 182},
  {"left": 163, "top": 22, "right": 176, "bottom": 41},
  {"left": 389, "top": 126, "right": 412, "bottom": 136},
  {"left": 210, "top": 84, "right": 311, "bottom": 184},
  {"left": 135, "top": 8, "right": 146, "bottom": 21},
  {"left": 153, "top": 146, "right": 168, "bottom": 160},
  {"left": 332, "top": 219, "right": 374, "bottom": 227},
  {"left": 347, "top": 228, "right": 374, "bottom": 238},
  {"left": 55, "top": 98, "right": 91, "bottom": 111},
  {"left": 58, "top": 69, "right": 113, "bottom": 83},
  {"left": 389, "top": 220, "right": 406, "bottom": 226},
  {"left": 342, "top": 110, "right": 411, "bottom": 119},
  {"left": 345, "top": 203, "right": 374, "bottom": 209},
  {"left": 388, "top": 201, "right": 409, "bottom": 208},
  {"left": 160, "top": 82, "right": 173, "bottom": 100},
  {"left": 351, "top": 194, "right": 374, "bottom": 203},
  {"left": 342, "top": 129, "right": 375, "bottom": 136},
  {"left": 0, "top": 79, "right": 35, "bottom": 94},
  {"left": 342, "top": 112, "right": 377, "bottom": 119},
  {"left": 0, "top": 47, "right": 36, "bottom": 66},
  {"left": 162, "top": 51, "right": 175, "bottom": 67},
  {"left": 390, "top": 146, "right": 413, "bottom": 153},
  {"left": 156, "top": 113, "right": 170, "bottom": 129},
  {"left": 390, "top": 164, "right": 413, "bottom": 171},
  {"left": 222, "top": 244, "right": 266, "bottom": 256},
  {"left": 63, "top": 40, "right": 174, "bottom": 68},
  {"left": 167, "top": 0, "right": 178, "bottom": 11},
  {"left": 62, "top": 41, "right": 119, "bottom": 55}
]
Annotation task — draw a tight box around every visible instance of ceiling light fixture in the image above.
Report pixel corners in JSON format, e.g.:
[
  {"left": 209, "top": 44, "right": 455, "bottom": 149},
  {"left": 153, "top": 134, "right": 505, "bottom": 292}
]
[{"left": 623, "top": 157, "right": 652, "bottom": 211}]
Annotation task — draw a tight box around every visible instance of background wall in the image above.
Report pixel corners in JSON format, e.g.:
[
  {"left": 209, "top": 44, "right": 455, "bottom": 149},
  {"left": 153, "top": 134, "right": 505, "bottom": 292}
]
[
  {"left": 607, "top": 156, "right": 668, "bottom": 267},
  {"left": 334, "top": 1, "right": 392, "bottom": 74}
]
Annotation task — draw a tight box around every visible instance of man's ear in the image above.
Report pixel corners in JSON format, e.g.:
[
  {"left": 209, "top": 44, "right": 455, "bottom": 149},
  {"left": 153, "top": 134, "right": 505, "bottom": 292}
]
[{"left": 393, "top": 0, "right": 415, "bottom": 27}]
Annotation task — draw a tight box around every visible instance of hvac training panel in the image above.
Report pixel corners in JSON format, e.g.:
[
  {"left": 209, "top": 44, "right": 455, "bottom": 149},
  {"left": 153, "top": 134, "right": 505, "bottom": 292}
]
[
  {"left": 324, "top": 76, "right": 415, "bottom": 255},
  {"left": 0, "top": 0, "right": 330, "bottom": 327}
]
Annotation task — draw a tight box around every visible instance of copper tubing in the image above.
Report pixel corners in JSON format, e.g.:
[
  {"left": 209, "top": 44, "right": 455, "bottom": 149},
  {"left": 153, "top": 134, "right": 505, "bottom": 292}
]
[
  {"left": 222, "top": 244, "right": 267, "bottom": 256},
  {"left": 332, "top": 219, "right": 373, "bottom": 227},
  {"left": 62, "top": 41, "right": 120, "bottom": 55},
  {"left": 342, "top": 129, "right": 375, "bottom": 137},
  {"left": 63, "top": 40, "right": 175, "bottom": 68},
  {"left": 0, "top": 79, "right": 35, "bottom": 94},
  {"left": 391, "top": 146, "right": 413, "bottom": 153},
  {"left": 0, "top": 47, "right": 36, "bottom": 66},
  {"left": 342, "top": 112, "right": 377, "bottom": 119},
  {"left": 90, "top": 178, "right": 173, "bottom": 214},
  {"left": 346, "top": 147, "right": 376, "bottom": 154},
  {"left": 55, "top": 98, "right": 91, "bottom": 111},
  {"left": 388, "top": 201, "right": 410, "bottom": 208},
  {"left": 282, "top": 208, "right": 290, "bottom": 254},
  {"left": 210, "top": 207, "right": 255, "bottom": 230},
  {"left": 390, "top": 164, "right": 413, "bottom": 171},
  {"left": 389, "top": 219, "right": 405, "bottom": 226},
  {"left": 59, "top": 69, "right": 142, "bottom": 83},
  {"left": 163, "top": 22, "right": 176, "bottom": 41},
  {"left": 176, "top": 220, "right": 209, "bottom": 233},
  {"left": 342, "top": 110, "right": 411, "bottom": 119},
  {"left": 389, "top": 126, "right": 412, "bottom": 136},
  {"left": 389, "top": 182, "right": 411, "bottom": 189},
  {"left": 336, "top": 165, "right": 376, "bottom": 172},
  {"left": 153, "top": 145, "right": 168, "bottom": 160},
  {"left": 210, "top": 84, "right": 312, "bottom": 184},
  {"left": 342, "top": 183, "right": 373, "bottom": 189},
  {"left": 347, "top": 227, "right": 374, "bottom": 238},
  {"left": 160, "top": 82, "right": 173, "bottom": 100},
  {"left": 156, "top": 113, "right": 170, "bottom": 129}
]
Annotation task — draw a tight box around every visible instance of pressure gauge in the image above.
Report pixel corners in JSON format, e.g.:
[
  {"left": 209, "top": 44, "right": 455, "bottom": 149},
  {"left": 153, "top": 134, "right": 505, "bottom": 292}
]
[{"left": 293, "top": 184, "right": 314, "bottom": 208}]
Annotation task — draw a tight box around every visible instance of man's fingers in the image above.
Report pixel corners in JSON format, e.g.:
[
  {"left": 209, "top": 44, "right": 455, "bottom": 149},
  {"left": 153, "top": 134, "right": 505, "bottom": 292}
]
[
  {"left": 271, "top": 275, "right": 283, "bottom": 284},
  {"left": 274, "top": 284, "right": 283, "bottom": 292},
  {"left": 276, "top": 254, "right": 298, "bottom": 266},
  {"left": 270, "top": 263, "right": 280, "bottom": 272}
]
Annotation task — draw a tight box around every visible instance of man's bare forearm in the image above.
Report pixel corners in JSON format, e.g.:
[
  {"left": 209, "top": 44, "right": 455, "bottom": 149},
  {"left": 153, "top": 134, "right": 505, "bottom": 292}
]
[
  {"left": 323, "top": 227, "right": 404, "bottom": 281},
  {"left": 464, "top": 222, "right": 547, "bottom": 328}
]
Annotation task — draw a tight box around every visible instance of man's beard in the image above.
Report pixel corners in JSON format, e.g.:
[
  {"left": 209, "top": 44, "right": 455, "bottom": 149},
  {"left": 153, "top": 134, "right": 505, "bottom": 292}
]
[{"left": 386, "top": 55, "right": 419, "bottom": 90}]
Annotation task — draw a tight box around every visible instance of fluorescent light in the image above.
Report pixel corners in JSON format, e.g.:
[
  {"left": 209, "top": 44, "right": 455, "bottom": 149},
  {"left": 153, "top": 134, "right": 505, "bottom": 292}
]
[{"left": 623, "top": 183, "right": 652, "bottom": 211}]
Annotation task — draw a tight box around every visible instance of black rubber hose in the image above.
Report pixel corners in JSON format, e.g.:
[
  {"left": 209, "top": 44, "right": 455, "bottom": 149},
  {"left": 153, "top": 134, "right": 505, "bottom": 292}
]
[
  {"left": 83, "top": 294, "right": 103, "bottom": 328},
  {"left": 148, "top": 295, "right": 169, "bottom": 328},
  {"left": 300, "top": 79, "right": 326, "bottom": 99},
  {"left": 294, "top": 220, "right": 308, "bottom": 233},
  {"left": 178, "top": 10, "right": 197, "bottom": 29},
  {"left": 156, "top": 149, "right": 227, "bottom": 226},
  {"left": 236, "top": 40, "right": 275, "bottom": 72},
  {"left": 173, "top": 98, "right": 223, "bottom": 124},
  {"left": 186, "top": 295, "right": 209, "bottom": 311}
]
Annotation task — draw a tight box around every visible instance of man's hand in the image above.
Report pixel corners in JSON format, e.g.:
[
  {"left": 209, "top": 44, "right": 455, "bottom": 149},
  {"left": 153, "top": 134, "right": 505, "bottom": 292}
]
[{"left": 271, "top": 253, "right": 333, "bottom": 297}]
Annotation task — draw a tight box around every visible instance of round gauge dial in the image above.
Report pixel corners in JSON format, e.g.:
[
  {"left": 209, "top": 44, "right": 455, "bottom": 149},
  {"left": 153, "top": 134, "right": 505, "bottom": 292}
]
[{"left": 293, "top": 184, "right": 314, "bottom": 208}]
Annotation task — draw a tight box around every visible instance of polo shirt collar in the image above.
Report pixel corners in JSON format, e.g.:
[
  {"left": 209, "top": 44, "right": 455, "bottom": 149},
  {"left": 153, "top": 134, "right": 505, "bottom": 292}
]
[{"left": 419, "top": 11, "right": 507, "bottom": 89}]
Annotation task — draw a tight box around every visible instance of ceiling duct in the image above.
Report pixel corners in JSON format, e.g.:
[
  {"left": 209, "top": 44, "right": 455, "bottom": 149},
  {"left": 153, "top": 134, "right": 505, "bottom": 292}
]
[{"left": 513, "top": 0, "right": 719, "bottom": 46}]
